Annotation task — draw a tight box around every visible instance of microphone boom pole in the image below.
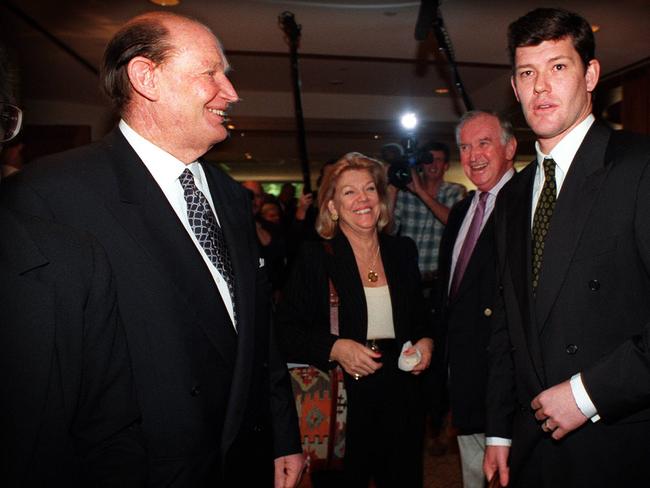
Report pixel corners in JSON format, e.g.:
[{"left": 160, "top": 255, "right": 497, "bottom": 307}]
[{"left": 279, "top": 12, "right": 312, "bottom": 194}]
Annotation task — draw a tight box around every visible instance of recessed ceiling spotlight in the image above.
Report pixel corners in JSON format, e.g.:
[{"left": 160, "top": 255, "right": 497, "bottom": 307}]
[
  {"left": 435, "top": 88, "right": 449, "bottom": 95},
  {"left": 591, "top": 24, "right": 601, "bottom": 33},
  {"left": 244, "top": 152, "right": 253, "bottom": 160},
  {"left": 373, "top": 135, "right": 380, "bottom": 140},
  {"left": 226, "top": 124, "right": 235, "bottom": 130},
  {"left": 149, "top": 0, "right": 180, "bottom": 6}
]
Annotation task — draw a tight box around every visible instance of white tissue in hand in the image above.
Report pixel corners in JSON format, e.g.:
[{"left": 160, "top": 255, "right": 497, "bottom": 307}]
[{"left": 398, "top": 340, "right": 421, "bottom": 371}]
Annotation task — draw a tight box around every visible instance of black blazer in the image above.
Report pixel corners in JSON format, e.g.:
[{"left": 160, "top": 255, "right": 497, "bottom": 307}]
[
  {"left": 276, "top": 231, "right": 430, "bottom": 373},
  {"left": 486, "top": 122, "right": 650, "bottom": 484},
  {"left": 0, "top": 207, "right": 145, "bottom": 486},
  {"left": 438, "top": 193, "right": 498, "bottom": 435},
  {"left": 3, "top": 129, "right": 300, "bottom": 486}
]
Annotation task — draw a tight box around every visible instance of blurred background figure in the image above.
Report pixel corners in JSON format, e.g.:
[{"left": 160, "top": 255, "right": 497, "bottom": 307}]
[
  {"left": 243, "top": 180, "right": 288, "bottom": 302},
  {"left": 0, "top": 40, "right": 146, "bottom": 487},
  {"left": 277, "top": 152, "right": 433, "bottom": 487}
]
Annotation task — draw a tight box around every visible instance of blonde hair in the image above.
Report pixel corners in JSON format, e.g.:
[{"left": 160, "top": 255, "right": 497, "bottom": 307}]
[{"left": 316, "top": 152, "right": 391, "bottom": 239}]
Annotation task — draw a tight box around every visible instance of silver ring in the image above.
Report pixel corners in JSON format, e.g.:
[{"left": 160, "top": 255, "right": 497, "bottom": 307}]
[{"left": 353, "top": 373, "right": 360, "bottom": 380}]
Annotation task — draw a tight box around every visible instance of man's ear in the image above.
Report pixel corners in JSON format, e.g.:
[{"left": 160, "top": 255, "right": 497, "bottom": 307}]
[
  {"left": 126, "top": 56, "right": 160, "bottom": 102},
  {"left": 510, "top": 75, "right": 520, "bottom": 102},
  {"left": 585, "top": 59, "right": 600, "bottom": 93},
  {"left": 505, "top": 136, "right": 517, "bottom": 161}
]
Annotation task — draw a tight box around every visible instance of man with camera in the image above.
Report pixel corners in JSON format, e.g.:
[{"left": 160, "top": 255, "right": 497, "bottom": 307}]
[{"left": 390, "top": 141, "right": 466, "bottom": 288}]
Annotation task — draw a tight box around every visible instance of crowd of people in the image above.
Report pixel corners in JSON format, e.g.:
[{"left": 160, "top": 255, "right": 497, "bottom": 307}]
[{"left": 1, "top": 5, "right": 649, "bottom": 488}]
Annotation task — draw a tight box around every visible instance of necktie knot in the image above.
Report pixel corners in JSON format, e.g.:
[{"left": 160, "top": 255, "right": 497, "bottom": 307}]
[{"left": 179, "top": 168, "right": 196, "bottom": 193}]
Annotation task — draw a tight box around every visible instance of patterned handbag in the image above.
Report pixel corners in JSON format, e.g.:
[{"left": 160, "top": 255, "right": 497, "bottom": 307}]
[{"left": 289, "top": 278, "right": 347, "bottom": 471}]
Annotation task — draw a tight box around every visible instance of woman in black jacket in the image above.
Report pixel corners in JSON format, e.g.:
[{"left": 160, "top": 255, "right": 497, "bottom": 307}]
[{"left": 277, "top": 152, "right": 433, "bottom": 487}]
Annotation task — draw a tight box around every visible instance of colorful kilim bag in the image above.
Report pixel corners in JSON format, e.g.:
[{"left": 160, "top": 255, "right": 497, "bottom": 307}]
[{"left": 289, "top": 277, "right": 347, "bottom": 471}]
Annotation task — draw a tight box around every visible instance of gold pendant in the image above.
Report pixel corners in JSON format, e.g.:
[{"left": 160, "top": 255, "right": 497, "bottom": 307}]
[{"left": 368, "top": 270, "right": 379, "bottom": 282}]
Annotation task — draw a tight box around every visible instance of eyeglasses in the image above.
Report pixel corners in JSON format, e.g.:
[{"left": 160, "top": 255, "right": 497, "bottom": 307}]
[{"left": 0, "top": 103, "right": 23, "bottom": 143}]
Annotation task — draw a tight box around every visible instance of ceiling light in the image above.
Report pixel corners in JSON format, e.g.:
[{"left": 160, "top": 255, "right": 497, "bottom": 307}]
[
  {"left": 149, "top": 0, "right": 180, "bottom": 6},
  {"left": 373, "top": 135, "right": 380, "bottom": 140},
  {"left": 244, "top": 152, "right": 253, "bottom": 160},
  {"left": 226, "top": 124, "right": 235, "bottom": 130},
  {"left": 591, "top": 24, "right": 601, "bottom": 33},
  {"left": 435, "top": 88, "right": 449, "bottom": 94},
  {"left": 400, "top": 113, "right": 417, "bottom": 131}
]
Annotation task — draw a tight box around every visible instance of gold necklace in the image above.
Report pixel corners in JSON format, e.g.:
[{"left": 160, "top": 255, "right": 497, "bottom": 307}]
[{"left": 367, "top": 245, "right": 381, "bottom": 283}]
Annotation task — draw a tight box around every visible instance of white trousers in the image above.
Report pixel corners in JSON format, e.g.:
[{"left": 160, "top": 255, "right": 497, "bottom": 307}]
[{"left": 456, "top": 433, "right": 486, "bottom": 488}]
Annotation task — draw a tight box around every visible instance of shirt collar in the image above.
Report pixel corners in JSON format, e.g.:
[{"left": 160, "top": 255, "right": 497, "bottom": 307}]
[
  {"left": 535, "top": 114, "right": 595, "bottom": 174},
  {"left": 119, "top": 119, "right": 200, "bottom": 187},
  {"left": 483, "top": 167, "right": 515, "bottom": 198}
]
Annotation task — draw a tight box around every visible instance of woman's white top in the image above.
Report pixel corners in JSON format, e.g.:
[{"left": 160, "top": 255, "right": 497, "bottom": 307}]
[{"left": 364, "top": 285, "right": 395, "bottom": 339}]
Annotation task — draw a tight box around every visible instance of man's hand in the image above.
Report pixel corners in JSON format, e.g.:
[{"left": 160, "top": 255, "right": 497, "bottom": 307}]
[
  {"left": 531, "top": 380, "right": 588, "bottom": 440},
  {"left": 483, "top": 445, "right": 510, "bottom": 487},
  {"left": 274, "top": 453, "right": 307, "bottom": 488}
]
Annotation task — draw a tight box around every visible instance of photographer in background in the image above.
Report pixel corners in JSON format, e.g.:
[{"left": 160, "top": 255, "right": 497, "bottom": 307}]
[{"left": 389, "top": 141, "right": 466, "bottom": 295}]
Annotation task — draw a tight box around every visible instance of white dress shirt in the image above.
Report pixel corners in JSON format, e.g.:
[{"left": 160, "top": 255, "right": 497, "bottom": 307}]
[
  {"left": 448, "top": 168, "right": 515, "bottom": 292},
  {"left": 119, "top": 120, "right": 236, "bottom": 329}
]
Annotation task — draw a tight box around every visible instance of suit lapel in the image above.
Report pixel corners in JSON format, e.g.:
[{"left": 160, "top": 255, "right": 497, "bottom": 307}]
[
  {"left": 535, "top": 123, "right": 612, "bottom": 329},
  {"left": 499, "top": 164, "right": 547, "bottom": 385},
  {"left": 102, "top": 130, "right": 237, "bottom": 364},
  {"left": 441, "top": 197, "right": 471, "bottom": 303},
  {"left": 326, "top": 233, "right": 368, "bottom": 341}
]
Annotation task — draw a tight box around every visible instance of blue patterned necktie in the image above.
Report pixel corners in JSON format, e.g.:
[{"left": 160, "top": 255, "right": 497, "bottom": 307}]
[
  {"left": 179, "top": 168, "right": 236, "bottom": 319},
  {"left": 531, "top": 158, "right": 557, "bottom": 291}
]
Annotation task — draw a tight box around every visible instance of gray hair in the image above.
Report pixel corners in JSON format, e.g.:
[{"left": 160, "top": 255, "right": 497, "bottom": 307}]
[{"left": 455, "top": 110, "right": 514, "bottom": 146}]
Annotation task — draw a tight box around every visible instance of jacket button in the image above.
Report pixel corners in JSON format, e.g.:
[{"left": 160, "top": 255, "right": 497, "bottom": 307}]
[
  {"left": 483, "top": 308, "right": 493, "bottom": 317},
  {"left": 566, "top": 344, "right": 578, "bottom": 355},
  {"left": 588, "top": 280, "right": 600, "bottom": 291},
  {"left": 190, "top": 385, "right": 201, "bottom": 397}
]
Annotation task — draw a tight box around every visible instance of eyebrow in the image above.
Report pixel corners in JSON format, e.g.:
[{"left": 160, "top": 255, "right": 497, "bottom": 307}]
[{"left": 516, "top": 54, "right": 573, "bottom": 70}]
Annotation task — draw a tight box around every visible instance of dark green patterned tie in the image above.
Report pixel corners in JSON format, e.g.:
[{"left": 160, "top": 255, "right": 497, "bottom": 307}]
[{"left": 531, "top": 158, "right": 556, "bottom": 291}]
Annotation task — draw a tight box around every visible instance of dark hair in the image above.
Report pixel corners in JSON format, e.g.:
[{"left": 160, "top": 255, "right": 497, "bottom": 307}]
[
  {"left": 0, "top": 43, "right": 18, "bottom": 105},
  {"left": 101, "top": 17, "right": 174, "bottom": 113},
  {"left": 419, "top": 141, "right": 450, "bottom": 163},
  {"left": 507, "top": 8, "right": 595, "bottom": 70},
  {"left": 455, "top": 110, "right": 514, "bottom": 146}
]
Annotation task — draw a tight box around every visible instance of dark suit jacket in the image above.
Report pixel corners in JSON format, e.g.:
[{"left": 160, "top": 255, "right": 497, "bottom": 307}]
[
  {"left": 438, "top": 193, "right": 498, "bottom": 435},
  {"left": 0, "top": 207, "right": 145, "bottom": 487},
  {"left": 3, "top": 128, "right": 300, "bottom": 486},
  {"left": 276, "top": 231, "right": 430, "bottom": 373},
  {"left": 487, "top": 122, "right": 650, "bottom": 485}
]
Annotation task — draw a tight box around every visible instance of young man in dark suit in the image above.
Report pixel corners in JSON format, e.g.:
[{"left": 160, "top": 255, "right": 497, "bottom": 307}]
[
  {"left": 438, "top": 110, "right": 515, "bottom": 487},
  {"left": 484, "top": 8, "right": 650, "bottom": 487},
  {"left": 4, "top": 12, "right": 303, "bottom": 487}
]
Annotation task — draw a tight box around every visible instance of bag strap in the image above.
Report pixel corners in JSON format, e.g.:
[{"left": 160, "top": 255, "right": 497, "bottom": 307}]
[{"left": 323, "top": 241, "right": 340, "bottom": 336}]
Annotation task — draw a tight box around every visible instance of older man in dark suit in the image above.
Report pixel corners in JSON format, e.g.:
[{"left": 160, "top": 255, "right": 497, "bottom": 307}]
[
  {"left": 438, "top": 110, "right": 515, "bottom": 487},
  {"left": 483, "top": 8, "right": 650, "bottom": 487},
  {"left": 4, "top": 12, "right": 302, "bottom": 487}
]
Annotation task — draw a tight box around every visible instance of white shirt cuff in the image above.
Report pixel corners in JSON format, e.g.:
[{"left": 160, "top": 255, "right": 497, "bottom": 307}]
[
  {"left": 485, "top": 437, "right": 512, "bottom": 446},
  {"left": 570, "top": 373, "right": 600, "bottom": 422}
]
